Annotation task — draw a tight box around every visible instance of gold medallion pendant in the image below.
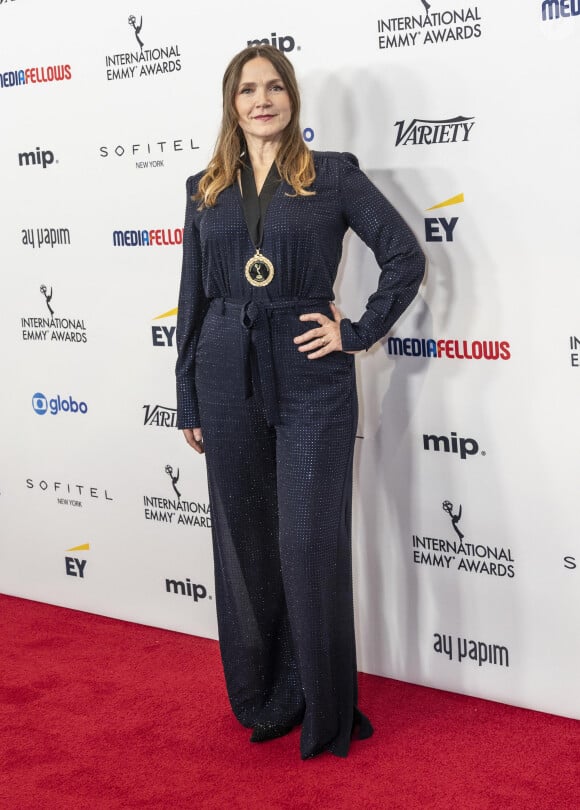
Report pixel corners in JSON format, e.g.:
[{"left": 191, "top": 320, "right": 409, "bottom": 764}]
[{"left": 244, "top": 251, "right": 275, "bottom": 287}]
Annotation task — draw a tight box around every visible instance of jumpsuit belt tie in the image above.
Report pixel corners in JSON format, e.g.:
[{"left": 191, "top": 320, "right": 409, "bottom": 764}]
[{"left": 209, "top": 297, "right": 330, "bottom": 428}]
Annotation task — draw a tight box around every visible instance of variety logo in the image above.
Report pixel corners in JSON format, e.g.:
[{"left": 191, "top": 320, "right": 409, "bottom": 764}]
[
  {"left": 542, "top": 1, "right": 580, "bottom": 21},
  {"left": 143, "top": 404, "right": 177, "bottom": 428},
  {"left": 113, "top": 228, "right": 183, "bottom": 247},
  {"left": 99, "top": 137, "right": 200, "bottom": 169},
  {"left": 0, "top": 63, "right": 71, "bottom": 90},
  {"left": 165, "top": 577, "right": 210, "bottom": 602},
  {"left": 26, "top": 478, "right": 113, "bottom": 507},
  {"left": 20, "top": 286, "right": 87, "bottom": 343},
  {"left": 105, "top": 15, "right": 182, "bottom": 81},
  {"left": 423, "top": 431, "right": 484, "bottom": 460},
  {"left": 394, "top": 116, "right": 475, "bottom": 146},
  {"left": 425, "top": 193, "right": 463, "bottom": 242},
  {"left": 143, "top": 465, "right": 211, "bottom": 528},
  {"left": 569, "top": 335, "right": 580, "bottom": 367},
  {"left": 377, "top": 4, "right": 482, "bottom": 49},
  {"left": 18, "top": 147, "right": 58, "bottom": 169},
  {"left": 152, "top": 308, "right": 176, "bottom": 347},
  {"left": 65, "top": 543, "right": 90, "bottom": 579},
  {"left": 21, "top": 226, "right": 71, "bottom": 249},
  {"left": 32, "top": 392, "right": 88, "bottom": 416},
  {"left": 412, "top": 500, "right": 515, "bottom": 577},
  {"left": 387, "top": 336, "right": 511, "bottom": 360},
  {"left": 247, "top": 32, "right": 299, "bottom": 52}
]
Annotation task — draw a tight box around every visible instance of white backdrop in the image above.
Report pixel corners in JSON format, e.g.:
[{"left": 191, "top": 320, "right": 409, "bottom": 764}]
[{"left": 1, "top": 0, "right": 579, "bottom": 721}]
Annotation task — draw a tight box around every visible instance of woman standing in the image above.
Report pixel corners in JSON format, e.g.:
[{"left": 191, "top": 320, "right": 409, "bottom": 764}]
[{"left": 176, "top": 44, "right": 425, "bottom": 759}]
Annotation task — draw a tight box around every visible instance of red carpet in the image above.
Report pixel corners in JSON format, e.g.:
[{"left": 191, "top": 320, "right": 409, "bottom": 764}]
[{"left": 0, "top": 594, "right": 578, "bottom": 810}]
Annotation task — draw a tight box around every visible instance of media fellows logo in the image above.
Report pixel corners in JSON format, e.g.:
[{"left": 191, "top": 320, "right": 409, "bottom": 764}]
[
  {"left": 32, "top": 392, "right": 88, "bottom": 416},
  {"left": 113, "top": 228, "right": 183, "bottom": 247},
  {"left": 0, "top": 63, "right": 72, "bottom": 90},
  {"left": 143, "top": 465, "right": 211, "bottom": 528},
  {"left": 387, "top": 336, "right": 511, "bottom": 360},
  {"left": 411, "top": 499, "right": 515, "bottom": 578},
  {"left": 395, "top": 117, "right": 475, "bottom": 146},
  {"left": 541, "top": 1, "right": 580, "bottom": 21},
  {"left": 425, "top": 193, "right": 463, "bottom": 242},
  {"left": 20, "top": 286, "right": 87, "bottom": 343},
  {"left": 377, "top": 1, "right": 483, "bottom": 49},
  {"left": 105, "top": 14, "right": 182, "bottom": 81}
]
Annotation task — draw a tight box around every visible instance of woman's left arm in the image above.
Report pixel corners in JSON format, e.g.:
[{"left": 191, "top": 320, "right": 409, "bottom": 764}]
[{"left": 336, "top": 152, "right": 426, "bottom": 353}]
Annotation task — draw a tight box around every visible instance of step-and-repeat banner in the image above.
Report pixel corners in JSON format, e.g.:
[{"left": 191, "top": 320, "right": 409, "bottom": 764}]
[{"left": 1, "top": 1, "right": 579, "bottom": 720}]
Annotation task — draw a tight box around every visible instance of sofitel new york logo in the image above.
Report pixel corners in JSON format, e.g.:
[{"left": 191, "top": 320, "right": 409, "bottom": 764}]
[
  {"left": 99, "top": 137, "right": 200, "bottom": 170},
  {"left": 105, "top": 14, "right": 182, "bottom": 81},
  {"left": 411, "top": 500, "right": 515, "bottom": 577},
  {"left": 26, "top": 478, "right": 113, "bottom": 508},
  {"left": 143, "top": 465, "right": 211, "bottom": 527},
  {"left": 377, "top": 1, "right": 482, "bottom": 49},
  {"left": 20, "top": 286, "right": 87, "bottom": 343}
]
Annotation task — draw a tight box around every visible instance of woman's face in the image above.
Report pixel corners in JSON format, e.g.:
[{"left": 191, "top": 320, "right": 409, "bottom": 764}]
[{"left": 234, "top": 56, "right": 292, "bottom": 148}]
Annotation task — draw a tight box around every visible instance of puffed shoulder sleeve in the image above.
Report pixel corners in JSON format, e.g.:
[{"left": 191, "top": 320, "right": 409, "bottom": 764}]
[
  {"left": 337, "top": 152, "right": 426, "bottom": 352},
  {"left": 175, "top": 175, "right": 210, "bottom": 429}
]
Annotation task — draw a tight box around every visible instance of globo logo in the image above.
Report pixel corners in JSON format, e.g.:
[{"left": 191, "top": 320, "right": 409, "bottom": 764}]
[{"left": 32, "top": 392, "right": 88, "bottom": 416}]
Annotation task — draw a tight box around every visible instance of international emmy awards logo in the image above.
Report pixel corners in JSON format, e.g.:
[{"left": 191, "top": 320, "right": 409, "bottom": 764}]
[
  {"left": 420, "top": 0, "right": 431, "bottom": 11},
  {"left": 165, "top": 464, "right": 181, "bottom": 500},
  {"left": 40, "top": 284, "right": 54, "bottom": 316},
  {"left": 128, "top": 14, "right": 144, "bottom": 51},
  {"left": 442, "top": 500, "right": 464, "bottom": 540}
]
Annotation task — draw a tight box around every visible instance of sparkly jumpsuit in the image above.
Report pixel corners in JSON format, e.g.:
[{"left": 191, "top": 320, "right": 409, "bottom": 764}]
[{"left": 176, "top": 151, "right": 425, "bottom": 758}]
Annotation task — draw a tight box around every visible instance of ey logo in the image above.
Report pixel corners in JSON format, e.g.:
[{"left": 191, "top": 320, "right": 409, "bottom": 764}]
[
  {"left": 152, "top": 307, "right": 177, "bottom": 347},
  {"left": 425, "top": 193, "right": 464, "bottom": 242},
  {"left": 65, "top": 543, "right": 89, "bottom": 578}
]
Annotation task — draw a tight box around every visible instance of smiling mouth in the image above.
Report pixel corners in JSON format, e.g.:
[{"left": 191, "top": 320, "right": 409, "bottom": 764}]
[{"left": 253, "top": 114, "right": 276, "bottom": 120}]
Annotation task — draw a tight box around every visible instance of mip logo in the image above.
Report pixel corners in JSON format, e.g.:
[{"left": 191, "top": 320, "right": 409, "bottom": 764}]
[
  {"left": 425, "top": 193, "right": 463, "bottom": 242},
  {"left": 247, "top": 33, "right": 298, "bottom": 52},
  {"left": 32, "top": 392, "right": 88, "bottom": 416},
  {"left": 423, "top": 430, "right": 484, "bottom": 460},
  {"left": 18, "top": 147, "right": 57, "bottom": 169}
]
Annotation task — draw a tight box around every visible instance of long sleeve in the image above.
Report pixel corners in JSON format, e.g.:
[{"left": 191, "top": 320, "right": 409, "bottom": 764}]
[
  {"left": 175, "top": 175, "right": 209, "bottom": 429},
  {"left": 337, "top": 153, "right": 425, "bottom": 352}
]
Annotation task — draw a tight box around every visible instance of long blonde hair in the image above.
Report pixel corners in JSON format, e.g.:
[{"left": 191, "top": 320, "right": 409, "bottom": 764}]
[{"left": 195, "top": 44, "right": 315, "bottom": 208}]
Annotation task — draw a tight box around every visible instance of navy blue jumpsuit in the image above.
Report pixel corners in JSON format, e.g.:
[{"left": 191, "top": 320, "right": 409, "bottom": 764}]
[{"left": 176, "top": 151, "right": 425, "bottom": 758}]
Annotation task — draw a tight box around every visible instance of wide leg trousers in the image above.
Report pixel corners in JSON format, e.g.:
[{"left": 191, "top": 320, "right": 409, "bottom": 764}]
[{"left": 195, "top": 298, "right": 373, "bottom": 758}]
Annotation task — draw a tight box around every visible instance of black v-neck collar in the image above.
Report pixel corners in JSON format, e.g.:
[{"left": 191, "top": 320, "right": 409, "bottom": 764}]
[{"left": 239, "top": 158, "right": 281, "bottom": 249}]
